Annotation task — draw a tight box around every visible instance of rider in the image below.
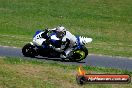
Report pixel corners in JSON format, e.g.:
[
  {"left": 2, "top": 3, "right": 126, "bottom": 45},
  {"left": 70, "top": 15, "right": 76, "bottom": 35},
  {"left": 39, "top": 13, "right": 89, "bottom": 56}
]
[
  {"left": 33, "top": 26, "right": 77, "bottom": 58},
  {"left": 50, "top": 26, "right": 77, "bottom": 58}
]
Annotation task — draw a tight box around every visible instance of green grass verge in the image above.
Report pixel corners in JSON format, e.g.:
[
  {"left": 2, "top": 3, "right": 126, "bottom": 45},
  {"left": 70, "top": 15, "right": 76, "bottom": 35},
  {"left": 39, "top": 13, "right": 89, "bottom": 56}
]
[
  {"left": 0, "top": 57, "right": 132, "bottom": 88},
  {"left": 0, "top": 0, "right": 132, "bottom": 57}
]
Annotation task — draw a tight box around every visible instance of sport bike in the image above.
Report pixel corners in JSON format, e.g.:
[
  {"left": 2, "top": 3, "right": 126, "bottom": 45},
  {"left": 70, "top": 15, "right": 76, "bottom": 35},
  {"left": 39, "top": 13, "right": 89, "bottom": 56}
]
[{"left": 22, "top": 30, "right": 92, "bottom": 62}]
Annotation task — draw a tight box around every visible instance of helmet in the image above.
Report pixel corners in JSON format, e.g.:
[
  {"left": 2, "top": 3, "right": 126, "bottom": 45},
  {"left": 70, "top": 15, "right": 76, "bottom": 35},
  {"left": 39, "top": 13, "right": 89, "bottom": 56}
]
[
  {"left": 56, "top": 26, "right": 66, "bottom": 38},
  {"left": 56, "top": 26, "right": 66, "bottom": 32}
]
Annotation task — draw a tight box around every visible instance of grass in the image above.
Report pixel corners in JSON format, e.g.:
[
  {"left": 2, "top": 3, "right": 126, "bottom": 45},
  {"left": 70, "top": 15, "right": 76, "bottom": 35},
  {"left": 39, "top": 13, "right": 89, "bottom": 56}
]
[
  {"left": 0, "top": 0, "right": 132, "bottom": 57},
  {"left": 0, "top": 57, "right": 132, "bottom": 88}
]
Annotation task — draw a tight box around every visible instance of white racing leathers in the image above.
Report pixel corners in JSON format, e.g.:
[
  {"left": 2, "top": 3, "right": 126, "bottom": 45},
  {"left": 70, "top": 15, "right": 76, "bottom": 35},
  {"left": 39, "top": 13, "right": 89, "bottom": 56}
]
[{"left": 60, "top": 31, "right": 77, "bottom": 58}]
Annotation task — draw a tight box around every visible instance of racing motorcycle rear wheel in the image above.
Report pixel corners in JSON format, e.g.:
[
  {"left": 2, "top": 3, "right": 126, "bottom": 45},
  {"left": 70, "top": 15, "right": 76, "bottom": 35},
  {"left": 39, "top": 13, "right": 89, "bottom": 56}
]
[
  {"left": 69, "top": 46, "right": 88, "bottom": 62},
  {"left": 22, "top": 43, "right": 37, "bottom": 57}
]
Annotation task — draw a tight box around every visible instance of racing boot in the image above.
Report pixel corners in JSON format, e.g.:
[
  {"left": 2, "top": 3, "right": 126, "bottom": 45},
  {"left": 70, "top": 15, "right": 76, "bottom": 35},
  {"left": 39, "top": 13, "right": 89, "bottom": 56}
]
[{"left": 60, "top": 51, "right": 66, "bottom": 59}]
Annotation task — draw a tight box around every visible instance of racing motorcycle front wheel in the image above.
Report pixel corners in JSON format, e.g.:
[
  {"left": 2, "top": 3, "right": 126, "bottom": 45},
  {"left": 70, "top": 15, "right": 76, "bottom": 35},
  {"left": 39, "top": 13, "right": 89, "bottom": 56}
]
[
  {"left": 68, "top": 46, "right": 88, "bottom": 62},
  {"left": 22, "top": 43, "right": 37, "bottom": 57}
]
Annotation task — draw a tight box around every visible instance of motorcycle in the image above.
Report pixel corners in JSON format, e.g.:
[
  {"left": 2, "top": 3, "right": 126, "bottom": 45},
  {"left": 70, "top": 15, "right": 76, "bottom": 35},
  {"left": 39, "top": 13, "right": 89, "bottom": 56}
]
[{"left": 22, "top": 30, "right": 92, "bottom": 62}]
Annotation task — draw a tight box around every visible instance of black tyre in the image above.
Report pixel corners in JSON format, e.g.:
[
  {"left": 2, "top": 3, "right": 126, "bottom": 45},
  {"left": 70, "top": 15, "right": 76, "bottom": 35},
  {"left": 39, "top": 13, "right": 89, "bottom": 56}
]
[
  {"left": 22, "top": 43, "right": 37, "bottom": 57},
  {"left": 69, "top": 46, "right": 88, "bottom": 62}
]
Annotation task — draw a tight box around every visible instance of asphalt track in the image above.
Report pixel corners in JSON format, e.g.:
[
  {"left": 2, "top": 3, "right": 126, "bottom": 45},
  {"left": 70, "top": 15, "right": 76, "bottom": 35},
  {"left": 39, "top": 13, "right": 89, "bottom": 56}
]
[{"left": 0, "top": 46, "right": 132, "bottom": 71}]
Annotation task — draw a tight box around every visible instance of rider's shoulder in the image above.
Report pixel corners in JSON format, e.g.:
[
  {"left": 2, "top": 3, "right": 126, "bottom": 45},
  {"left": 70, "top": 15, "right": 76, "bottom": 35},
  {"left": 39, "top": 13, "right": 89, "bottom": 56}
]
[
  {"left": 66, "top": 31, "right": 71, "bottom": 34},
  {"left": 66, "top": 31, "right": 73, "bottom": 36}
]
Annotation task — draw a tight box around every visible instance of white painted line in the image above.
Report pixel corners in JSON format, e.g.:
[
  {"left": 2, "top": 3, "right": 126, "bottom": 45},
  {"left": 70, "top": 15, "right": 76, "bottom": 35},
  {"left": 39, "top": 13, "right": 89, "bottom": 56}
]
[
  {"left": 0, "top": 34, "right": 32, "bottom": 39},
  {"left": 0, "top": 45, "right": 21, "bottom": 49},
  {"left": 89, "top": 53, "right": 132, "bottom": 59}
]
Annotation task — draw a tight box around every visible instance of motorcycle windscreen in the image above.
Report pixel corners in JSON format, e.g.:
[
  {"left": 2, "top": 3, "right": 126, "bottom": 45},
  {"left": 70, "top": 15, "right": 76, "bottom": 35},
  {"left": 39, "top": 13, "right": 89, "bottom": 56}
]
[{"left": 33, "top": 30, "right": 42, "bottom": 38}]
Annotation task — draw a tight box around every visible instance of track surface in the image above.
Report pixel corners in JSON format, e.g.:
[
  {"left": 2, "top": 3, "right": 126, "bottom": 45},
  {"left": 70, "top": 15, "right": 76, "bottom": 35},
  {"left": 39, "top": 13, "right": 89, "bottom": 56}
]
[{"left": 0, "top": 46, "right": 132, "bottom": 71}]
